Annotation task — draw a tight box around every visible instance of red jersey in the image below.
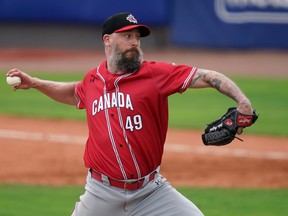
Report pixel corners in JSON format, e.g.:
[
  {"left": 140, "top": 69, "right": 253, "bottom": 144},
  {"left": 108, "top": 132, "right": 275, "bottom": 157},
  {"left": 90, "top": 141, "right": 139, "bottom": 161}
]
[{"left": 76, "top": 60, "right": 197, "bottom": 180}]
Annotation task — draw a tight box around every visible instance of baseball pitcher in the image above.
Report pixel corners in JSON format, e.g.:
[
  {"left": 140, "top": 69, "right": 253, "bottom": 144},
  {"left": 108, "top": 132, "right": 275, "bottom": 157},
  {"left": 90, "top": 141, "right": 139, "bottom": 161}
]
[{"left": 7, "top": 12, "right": 257, "bottom": 216}]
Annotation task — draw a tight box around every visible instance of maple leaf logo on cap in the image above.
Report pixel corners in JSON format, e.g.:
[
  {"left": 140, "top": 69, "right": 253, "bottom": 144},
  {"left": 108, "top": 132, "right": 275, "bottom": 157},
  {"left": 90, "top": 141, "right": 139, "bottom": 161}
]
[{"left": 126, "top": 14, "right": 138, "bottom": 24}]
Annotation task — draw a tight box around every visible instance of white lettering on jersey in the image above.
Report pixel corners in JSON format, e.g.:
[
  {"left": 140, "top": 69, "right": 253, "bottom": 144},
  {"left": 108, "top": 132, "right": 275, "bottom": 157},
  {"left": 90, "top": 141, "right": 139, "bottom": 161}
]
[{"left": 92, "top": 92, "right": 134, "bottom": 115}]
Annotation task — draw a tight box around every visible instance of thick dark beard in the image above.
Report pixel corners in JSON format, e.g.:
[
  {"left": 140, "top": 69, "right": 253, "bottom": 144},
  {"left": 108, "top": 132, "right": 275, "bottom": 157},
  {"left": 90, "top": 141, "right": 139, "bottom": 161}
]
[{"left": 111, "top": 47, "right": 143, "bottom": 74}]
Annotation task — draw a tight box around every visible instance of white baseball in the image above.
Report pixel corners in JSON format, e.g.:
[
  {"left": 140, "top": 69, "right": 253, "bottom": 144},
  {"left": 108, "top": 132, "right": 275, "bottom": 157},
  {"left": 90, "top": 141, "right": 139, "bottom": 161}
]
[{"left": 6, "top": 76, "right": 22, "bottom": 87}]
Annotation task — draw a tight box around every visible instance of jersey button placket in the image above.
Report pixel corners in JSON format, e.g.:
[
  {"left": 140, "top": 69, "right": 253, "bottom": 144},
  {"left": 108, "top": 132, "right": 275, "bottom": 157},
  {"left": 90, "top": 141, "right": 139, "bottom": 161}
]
[{"left": 106, "top": 76, "right": 114, "bottom": 91}]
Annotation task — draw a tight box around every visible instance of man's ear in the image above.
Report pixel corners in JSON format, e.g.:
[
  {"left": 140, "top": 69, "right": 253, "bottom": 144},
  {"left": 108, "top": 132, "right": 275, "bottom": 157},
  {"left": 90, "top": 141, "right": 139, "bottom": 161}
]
[{"left": 103, "top": 34, "right": 111, "bottom": 46}]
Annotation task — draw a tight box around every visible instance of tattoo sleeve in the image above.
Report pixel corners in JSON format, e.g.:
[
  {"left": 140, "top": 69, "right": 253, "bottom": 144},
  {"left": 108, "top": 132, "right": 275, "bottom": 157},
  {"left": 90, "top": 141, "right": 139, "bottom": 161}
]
[{"left": 190, "top": 69, "right": 250, "bottom": 106}]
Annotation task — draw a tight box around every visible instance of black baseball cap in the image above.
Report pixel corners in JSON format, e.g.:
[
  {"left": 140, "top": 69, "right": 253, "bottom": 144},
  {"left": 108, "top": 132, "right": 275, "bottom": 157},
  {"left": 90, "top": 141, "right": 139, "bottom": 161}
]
[{"left": 102, "top": 12, "right": 151, "bottom": 39}]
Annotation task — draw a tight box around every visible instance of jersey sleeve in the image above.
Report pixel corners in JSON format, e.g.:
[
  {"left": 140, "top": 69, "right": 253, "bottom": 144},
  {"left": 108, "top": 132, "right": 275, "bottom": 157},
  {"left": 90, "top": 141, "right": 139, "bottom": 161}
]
[
  {"left": 75, "top": 68, "right": 96, "bottom": 109},
  {"left": 75, "top": 81, "right": 85, "bottom": 109},
  {"left": 149, "top": 61, "right": 197, "bottom": 96}
]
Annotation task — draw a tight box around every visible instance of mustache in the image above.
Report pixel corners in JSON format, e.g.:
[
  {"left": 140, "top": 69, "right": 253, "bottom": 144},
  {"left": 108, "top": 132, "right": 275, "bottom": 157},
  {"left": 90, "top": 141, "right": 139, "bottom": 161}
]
[{"left": 123, "top": 47, "right": 140, "bottom": 55}]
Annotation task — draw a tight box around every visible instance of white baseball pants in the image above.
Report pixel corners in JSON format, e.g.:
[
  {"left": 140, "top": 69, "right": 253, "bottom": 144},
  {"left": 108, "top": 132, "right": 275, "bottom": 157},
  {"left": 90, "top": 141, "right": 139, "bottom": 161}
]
[{"left": 71, "top": 170, "right": 204, "bottom": 216}]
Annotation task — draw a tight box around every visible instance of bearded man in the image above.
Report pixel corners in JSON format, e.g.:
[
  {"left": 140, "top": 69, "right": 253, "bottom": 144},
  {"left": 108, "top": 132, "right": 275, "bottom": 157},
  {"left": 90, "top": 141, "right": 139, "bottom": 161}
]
[{"left": 7, "top": 12, "right": 254, "bottom": 216}]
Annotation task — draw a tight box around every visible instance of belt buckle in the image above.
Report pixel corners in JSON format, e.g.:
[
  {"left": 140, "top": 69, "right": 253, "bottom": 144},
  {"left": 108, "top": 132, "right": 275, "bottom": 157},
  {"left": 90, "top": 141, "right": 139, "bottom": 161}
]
[
  {"left": 123, "top": 179, "right": 141, "bottom": 190},
  {"left": 123, "top": 181, "right": 128, "bottom": 190},
  {"left": 123, "top": 173, "right": 156, "bottom": 190}
]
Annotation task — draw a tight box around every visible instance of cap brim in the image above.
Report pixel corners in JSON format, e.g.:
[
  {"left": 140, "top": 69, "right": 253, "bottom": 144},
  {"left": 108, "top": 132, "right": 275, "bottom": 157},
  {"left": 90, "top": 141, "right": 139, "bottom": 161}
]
[{"left": 114, "top": 25, "right": 151, "bottom": 37}]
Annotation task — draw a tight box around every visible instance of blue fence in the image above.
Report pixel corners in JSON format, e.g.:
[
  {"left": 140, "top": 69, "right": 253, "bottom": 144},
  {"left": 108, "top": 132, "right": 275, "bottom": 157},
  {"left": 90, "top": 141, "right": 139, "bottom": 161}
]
[
  {"left": 1, "top": 0, "right": 288, "bottom": 49},
  {"left": 171, "top": 0, "right": 288, "bottom": 49},
  {"left": 0, "top": 0, "right": 168, "bottom": 25}
]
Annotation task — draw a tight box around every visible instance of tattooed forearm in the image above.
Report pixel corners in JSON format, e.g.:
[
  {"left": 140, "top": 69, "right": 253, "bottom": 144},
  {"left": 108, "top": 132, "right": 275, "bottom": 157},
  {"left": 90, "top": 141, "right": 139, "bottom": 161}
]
[
  {"left": 190, "top": 69, "right": 251, "bottom": 106},
  {"left": 191, "top": 73, "right": 202, "bottom": 86},
  {"left": 189, "top": 68, "right": 253, "bottom": 115},
  {"left": 210, "top": 77, "right": 221, "bottom": 91},
  {"left": 210, "top": 72, "right": 245, "bottom": 103}
]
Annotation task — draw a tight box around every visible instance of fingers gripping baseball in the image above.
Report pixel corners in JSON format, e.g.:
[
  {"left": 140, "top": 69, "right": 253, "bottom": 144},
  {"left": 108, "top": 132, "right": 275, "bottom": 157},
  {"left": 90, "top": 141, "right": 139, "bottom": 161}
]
[{"left": 6, "top": 68, "right": 35, "bottom": 90}]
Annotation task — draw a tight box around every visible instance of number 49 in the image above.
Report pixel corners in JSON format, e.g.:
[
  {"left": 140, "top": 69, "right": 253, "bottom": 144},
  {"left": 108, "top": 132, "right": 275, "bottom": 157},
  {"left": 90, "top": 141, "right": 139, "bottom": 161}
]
[{"left": 125, "top": 115, "right": 143, "bottom": 131}]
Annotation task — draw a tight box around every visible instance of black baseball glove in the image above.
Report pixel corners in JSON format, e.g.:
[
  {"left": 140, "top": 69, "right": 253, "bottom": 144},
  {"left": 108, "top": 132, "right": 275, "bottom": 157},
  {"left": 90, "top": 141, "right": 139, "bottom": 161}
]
[{"left": 202, "top": 107, "right": 258, "bottom": 146}]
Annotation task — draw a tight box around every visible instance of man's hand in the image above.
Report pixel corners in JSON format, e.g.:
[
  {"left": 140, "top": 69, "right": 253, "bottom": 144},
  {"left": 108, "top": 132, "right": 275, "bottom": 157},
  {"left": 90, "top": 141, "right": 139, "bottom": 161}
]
[{"left": 6, "top": 68, "right": 35, "bottom": 90}]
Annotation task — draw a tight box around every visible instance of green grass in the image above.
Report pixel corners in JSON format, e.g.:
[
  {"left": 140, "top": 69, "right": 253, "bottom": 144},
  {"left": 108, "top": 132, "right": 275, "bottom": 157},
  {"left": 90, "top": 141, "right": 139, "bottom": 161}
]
[
  {"left": 1, "top": 184, "right": 287, "bottom": 216},
  {"left": 178, "top": 187, "right": 288, "bottom": 216},
  {"left": 0, "top": 184, "right": 83, "bottom": 216},
  {"left": 1, "top": 72, "right": 288, "bottom": 136}
]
